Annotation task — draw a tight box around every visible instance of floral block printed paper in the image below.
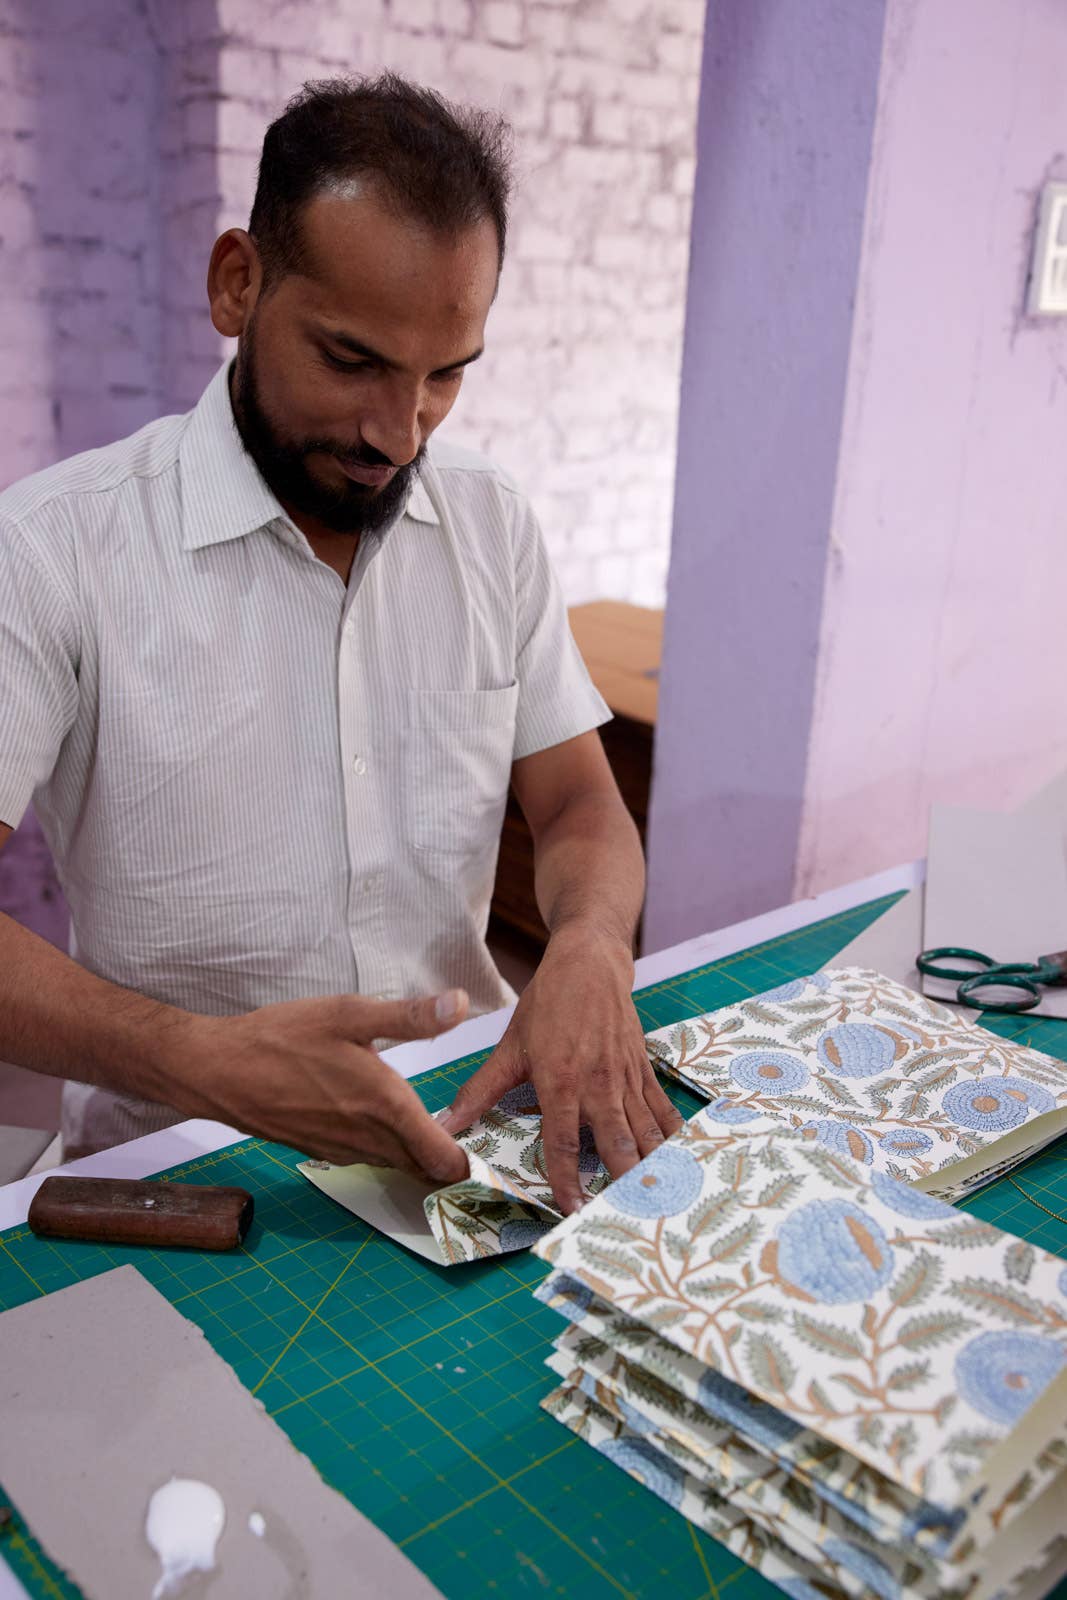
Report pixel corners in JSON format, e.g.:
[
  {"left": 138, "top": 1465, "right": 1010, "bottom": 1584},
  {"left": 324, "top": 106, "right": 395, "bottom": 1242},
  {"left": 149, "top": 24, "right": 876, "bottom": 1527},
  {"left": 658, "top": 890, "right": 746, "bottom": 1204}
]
[
  {"left": 643, "top": 968, "right": 1067, "bottom": 1200},
  {"left": 548, "top": 1347, "right": 953, "bottom": 1600},
  {"left": 539, "top": 1279, "right": 947, "bottom": 1552},
  {"left": 545, "top": 1381, "right": 1067, "bottom": 1600},
  {"left": 533, "top": 1116, "right": 1067, "bottom": 1512},
  {"left": 301, "top": 1082, "right": 609, "bottom": 1265}
]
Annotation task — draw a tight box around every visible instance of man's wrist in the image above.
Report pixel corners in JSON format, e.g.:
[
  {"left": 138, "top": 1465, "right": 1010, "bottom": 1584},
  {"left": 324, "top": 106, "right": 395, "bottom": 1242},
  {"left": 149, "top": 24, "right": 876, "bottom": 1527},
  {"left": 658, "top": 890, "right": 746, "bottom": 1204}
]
[{"left": 545, "top": 917, "right": 636, "bottom": 968}]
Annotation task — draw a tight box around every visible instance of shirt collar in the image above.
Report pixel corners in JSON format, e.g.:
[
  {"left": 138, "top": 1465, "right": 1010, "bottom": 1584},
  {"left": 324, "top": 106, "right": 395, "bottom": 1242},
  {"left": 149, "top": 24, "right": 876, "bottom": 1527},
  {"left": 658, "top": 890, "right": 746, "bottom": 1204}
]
[
  {"left": 179, "top": 359, "right": 286, "bottom": 552},
  {"left": 180, "top": 358, "right": 442, "bottom": 548}
]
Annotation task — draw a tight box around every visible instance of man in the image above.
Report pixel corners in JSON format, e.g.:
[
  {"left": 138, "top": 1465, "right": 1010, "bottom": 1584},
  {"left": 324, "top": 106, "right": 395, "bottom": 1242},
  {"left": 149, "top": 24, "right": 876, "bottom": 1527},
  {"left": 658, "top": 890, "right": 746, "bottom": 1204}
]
[{"left": 0, "top": 75, "right": 680, "bottom": 1214}]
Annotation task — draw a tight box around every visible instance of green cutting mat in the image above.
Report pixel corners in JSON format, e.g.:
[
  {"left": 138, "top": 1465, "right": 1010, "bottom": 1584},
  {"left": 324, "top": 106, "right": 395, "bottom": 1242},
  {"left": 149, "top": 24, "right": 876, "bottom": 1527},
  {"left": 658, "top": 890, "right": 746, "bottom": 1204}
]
[{"left": 2, "top": 892, "right": 1065, "bottom": 1600}]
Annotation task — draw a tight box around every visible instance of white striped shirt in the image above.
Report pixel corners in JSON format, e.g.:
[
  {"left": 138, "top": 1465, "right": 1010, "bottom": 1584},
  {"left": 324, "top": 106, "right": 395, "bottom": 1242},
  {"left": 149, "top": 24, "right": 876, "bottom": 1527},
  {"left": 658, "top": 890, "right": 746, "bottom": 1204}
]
[{"left": 0, "top": 359, "right": 609, "bottom": 1150}]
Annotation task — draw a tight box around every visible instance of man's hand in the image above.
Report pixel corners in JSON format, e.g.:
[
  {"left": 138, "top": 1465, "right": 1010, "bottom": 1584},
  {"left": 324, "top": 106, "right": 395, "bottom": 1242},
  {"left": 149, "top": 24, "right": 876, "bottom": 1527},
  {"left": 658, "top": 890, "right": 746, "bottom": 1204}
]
[
  {"left": 438, "top": 927, "right": 682, "bottom": 1213},
  {"left": 169, "top": 990, "right": 471, "bottom": 1183}
]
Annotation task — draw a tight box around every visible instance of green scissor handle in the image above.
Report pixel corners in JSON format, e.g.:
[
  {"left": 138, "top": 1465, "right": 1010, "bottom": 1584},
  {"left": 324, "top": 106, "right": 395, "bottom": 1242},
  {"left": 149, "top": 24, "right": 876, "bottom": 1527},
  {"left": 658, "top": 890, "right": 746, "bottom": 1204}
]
[
  {"left": 916, "top": 946, "right": 1059, "bottom": 1013},
  {"left": 956, "top": 970, "right": 1041, "bottom": 1013},
  {"left": 916, "top": 947, "right": 998, "bottom": 981}
]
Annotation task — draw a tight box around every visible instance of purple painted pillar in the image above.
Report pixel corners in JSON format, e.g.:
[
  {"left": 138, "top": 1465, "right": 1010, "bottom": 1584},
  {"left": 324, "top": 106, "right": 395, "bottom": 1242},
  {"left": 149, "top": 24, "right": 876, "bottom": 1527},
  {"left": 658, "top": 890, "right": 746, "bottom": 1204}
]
[
  {"left": 644, "top": 0, "right": 888, "bottom": 950},
  {"left": 0, "top": 0, "right": 221, "bottom": 948}
]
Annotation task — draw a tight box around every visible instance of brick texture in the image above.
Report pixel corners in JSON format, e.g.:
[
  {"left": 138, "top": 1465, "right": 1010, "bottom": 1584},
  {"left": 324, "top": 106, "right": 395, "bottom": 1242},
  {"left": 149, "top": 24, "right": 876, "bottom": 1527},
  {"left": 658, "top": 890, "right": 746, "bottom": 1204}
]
[{"left": 0, "top": 0, "right": 703, "bottom": 940}]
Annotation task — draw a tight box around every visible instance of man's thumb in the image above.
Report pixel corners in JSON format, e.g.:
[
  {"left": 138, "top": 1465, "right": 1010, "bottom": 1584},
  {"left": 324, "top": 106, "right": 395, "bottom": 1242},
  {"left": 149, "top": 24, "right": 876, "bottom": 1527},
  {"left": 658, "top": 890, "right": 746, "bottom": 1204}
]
[{"left": 355, "top": 988, "right": 469, "bottom": 1044}]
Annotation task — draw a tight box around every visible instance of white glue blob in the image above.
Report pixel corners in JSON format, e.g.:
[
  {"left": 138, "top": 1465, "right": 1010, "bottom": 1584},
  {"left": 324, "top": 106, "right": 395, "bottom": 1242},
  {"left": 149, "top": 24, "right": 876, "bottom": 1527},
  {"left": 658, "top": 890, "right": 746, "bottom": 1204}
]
[
  {"left": 145, "top": 1477, "right": 226, "bottom": 1598},
  {"left": 248, "top": 1512, "right": 266, "bottom": 1538}
]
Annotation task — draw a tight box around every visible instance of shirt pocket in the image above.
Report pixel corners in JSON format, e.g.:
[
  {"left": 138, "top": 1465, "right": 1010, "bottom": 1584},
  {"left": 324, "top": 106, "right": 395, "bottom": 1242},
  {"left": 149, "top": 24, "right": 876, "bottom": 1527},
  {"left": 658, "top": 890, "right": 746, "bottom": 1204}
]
[{"left": 405, "top": 684, "right": 519, "bottom": 855}]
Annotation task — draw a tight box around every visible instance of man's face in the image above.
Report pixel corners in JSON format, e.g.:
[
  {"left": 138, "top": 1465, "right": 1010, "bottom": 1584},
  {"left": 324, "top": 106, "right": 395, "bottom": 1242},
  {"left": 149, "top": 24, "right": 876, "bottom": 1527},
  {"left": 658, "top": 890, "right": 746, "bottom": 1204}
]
[{"left": 231, "top": 186, "right": 499, "bottom": 535}]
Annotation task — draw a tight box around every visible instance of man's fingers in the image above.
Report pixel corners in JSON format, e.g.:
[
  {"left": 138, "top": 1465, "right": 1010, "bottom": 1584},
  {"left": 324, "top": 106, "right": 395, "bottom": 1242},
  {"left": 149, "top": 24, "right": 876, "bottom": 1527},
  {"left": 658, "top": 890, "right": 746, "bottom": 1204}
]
[
  {"left": 436, "top": 1033, "right": 523, "bottom": 1134},
  {"left": 587, "top": 1098, "right": 641, "bottom": 1182},
  {"left": 640, "top": 1067, "right": 685, "bottom": 1138},
  {"left": 399, "top": 1096, "right": 469, "bottom": 1185},
  {"left": 624, "top": 1091, "right": 669, "bottom": 1159},
  {"left": 541, "top": 1087, "right": 585, "bottom": 1216},
  {"left": 339, "top": 989, "right": 469, "bottom": 1045}
]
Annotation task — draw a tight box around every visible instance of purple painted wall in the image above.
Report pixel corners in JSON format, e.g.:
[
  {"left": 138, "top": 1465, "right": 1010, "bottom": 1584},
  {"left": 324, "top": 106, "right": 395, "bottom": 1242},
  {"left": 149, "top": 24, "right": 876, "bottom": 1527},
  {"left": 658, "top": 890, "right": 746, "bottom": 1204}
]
[
  {"left": 0, "top": 0, "right": 222, "bottom": 946},
  {"left": 796, "top": 0, "right": 1067, "bottom": 894},
  {"left": 644, "top": 0, "right": 888, "bottom": 950}
]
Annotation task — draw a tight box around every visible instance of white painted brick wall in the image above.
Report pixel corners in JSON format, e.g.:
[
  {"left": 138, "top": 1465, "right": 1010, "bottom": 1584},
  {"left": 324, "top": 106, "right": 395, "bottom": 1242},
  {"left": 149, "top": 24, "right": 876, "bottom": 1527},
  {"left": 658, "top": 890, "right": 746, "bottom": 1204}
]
[
  {"left": 206, "top": 0, "right": 706, "bottom": 606},
  {"left": 0, "top": 0, "right": 705, "bottom": 608}
]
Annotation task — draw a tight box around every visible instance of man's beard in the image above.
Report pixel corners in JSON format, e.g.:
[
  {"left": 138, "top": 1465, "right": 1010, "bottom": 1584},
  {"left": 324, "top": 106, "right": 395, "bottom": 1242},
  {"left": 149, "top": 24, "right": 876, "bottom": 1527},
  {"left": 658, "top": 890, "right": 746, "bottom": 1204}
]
[{"left": 230, "top": 333, "right": 424, "bottom": 535}]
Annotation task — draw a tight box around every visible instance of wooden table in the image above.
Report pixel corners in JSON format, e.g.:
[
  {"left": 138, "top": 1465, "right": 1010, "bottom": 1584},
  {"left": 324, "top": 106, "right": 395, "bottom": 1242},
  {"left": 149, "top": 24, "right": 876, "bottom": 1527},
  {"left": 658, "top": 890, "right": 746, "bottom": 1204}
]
[{"left": 489, "top": 600, "right": 663, "bottom": 952}]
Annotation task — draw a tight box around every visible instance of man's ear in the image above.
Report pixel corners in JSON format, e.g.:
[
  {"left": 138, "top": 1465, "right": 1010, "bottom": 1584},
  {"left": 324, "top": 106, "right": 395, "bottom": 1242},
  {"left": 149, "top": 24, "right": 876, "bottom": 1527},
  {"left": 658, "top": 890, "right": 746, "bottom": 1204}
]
[{"left": 207, "top": 228, "right": 262, "bottom": 340}]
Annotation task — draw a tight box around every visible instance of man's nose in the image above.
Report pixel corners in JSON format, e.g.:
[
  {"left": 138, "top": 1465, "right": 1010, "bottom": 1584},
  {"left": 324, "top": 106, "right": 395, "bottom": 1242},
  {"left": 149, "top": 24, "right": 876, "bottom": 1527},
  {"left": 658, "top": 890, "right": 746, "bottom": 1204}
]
[{"left": 360, "top": 385, "right": 422, "bottom": 467}]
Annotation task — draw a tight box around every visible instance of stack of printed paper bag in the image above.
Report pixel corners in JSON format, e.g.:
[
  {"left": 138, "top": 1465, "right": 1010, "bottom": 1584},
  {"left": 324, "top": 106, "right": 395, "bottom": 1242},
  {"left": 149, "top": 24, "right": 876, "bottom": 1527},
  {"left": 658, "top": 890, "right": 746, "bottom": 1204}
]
[
  {"left": 299, "top": 965, "right": 1067, "bottom": 1266},
  {"left": 644, "top": 967, "right": 1067, "bottom": 1203},
  {"left": 533, "top": 1115, "right": 1067, "bottom": 1600}
]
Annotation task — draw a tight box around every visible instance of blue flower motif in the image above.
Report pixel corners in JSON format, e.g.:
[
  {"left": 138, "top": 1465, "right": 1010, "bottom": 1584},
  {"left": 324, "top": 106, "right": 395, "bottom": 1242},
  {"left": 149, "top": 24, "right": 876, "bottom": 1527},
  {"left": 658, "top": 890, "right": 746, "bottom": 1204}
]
[
  {"left": 610, "top": 1144, "right": 703, "bottom": 1219},
  {"left": 999, "top": 1076, "right": 1056, "bottom": 1114},
  {"left": 777, "top": 1198, "right": 894, "bottom": 1304},
  {"left": 545, "top": 1273, "right": 593, "bottom": 1319},
  {"left": 760, "top": 978, "right": 807, "bottom": 1004},
  {"left": 880, "top": 1128, "right": 934, "bottom": 1157},
  {"left": 824, "top": 1540, "right": 899, "bottom": 1600},
  {"left": 697, "top": 1366, "right": 802, "bottom": 1452},
  {"left": 899, "top": 1501, "right": 965, "bottom": 1551},
  {"left": 704, "top": 1097, "right": 764, "bottom": 1124},
  {"left": 869, "top": 1169, "right": 957, "bottom": 1221},
  {"left": 729, "top": 1050, "right": 809, "bottom": 1096},
  {"left": 498, "top": 1216, "right": 551, "bottom": 1251},
  {"left": 613, "top": 1393, "right": 659, "bottom": 1437},
  {"left": 955, "top": 1330, "right": 1066, "bottom": 1426},
  {"left": 817, "top": 1023, "right": 897, "bottom": 1079},
  {"left": 497, "top": 1082, "right": 539, "bottom": 1116},
  {"left": 941, "top": 1077, "right": 1033, "bottom": 1133},
  {"left": 799, "top": 1118, "right": 873, "bottom": 1164},
  {"left": 775, "top": 1582, "right": 827, "bottom": 1600},
  {"left": 597, "top": 1435, "right": 685, "bottom": 1509}
]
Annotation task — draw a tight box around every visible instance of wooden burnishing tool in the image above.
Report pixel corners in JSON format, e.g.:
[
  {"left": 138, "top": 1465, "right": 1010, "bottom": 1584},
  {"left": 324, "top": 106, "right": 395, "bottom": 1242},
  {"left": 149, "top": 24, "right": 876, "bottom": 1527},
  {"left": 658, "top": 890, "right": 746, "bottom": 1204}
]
[{"left": 28, "top": 1176, "right": 254, "bottom": 1251}]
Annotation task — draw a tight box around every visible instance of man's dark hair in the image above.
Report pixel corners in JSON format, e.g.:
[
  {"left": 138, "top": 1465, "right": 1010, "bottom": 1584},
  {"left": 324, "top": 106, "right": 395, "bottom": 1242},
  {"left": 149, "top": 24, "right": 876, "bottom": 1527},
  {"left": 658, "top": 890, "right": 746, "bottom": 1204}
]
[{"left": 248, "top": 73, "right": 512, "bottom": 287}]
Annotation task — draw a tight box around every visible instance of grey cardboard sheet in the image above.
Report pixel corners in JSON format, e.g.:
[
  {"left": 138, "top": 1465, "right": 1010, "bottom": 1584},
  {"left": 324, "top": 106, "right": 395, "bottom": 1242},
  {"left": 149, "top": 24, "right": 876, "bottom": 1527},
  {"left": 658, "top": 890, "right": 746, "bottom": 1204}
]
[
  {"left": 0, "top": 1265, "right": 443, "bottom": 1600},
  {"left": 822, "top": 888, "right": 966, "bottom": 1018},
  {"left": 923, "top": 802, "right": 1067, "bottom": 1019}
]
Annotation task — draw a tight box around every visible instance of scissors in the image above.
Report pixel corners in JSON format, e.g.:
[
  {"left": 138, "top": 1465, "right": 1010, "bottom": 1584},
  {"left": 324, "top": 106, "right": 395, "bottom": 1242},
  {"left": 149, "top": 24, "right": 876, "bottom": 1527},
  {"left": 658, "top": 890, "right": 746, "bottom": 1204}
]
[{"left": 916, "top": 946, "right": 1067, "bottom": 1013}]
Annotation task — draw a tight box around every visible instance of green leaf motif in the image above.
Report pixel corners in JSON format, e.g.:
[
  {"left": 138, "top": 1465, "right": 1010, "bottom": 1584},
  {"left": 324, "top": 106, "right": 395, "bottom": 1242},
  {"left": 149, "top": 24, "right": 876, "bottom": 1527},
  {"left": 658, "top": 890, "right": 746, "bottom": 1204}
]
[
  {"left": 734, "top": 1301, "right": 779, "bottom": 1322},
  {"left": 803, "top": 1147, "right": 865, "bottom": 1190},
  {"left": 945, "top": 1429, "right": 1000, "bottom": 1459},
  {"left": 781, "top": 1476, "right": 817, "bottom": 1516},
  {"left": 896, "top": 1311, "right": 976, "bottom": 1351},
  {"left": 687, "top": 1277, "right": 743, "bottom": 1300},
  {"left": 888, "top": 1420, "right": 918, "bottom": 1465},
  {"left": 576, "top": 1240, "right": 648, "bottom": 1281},
  {"left": 670, "top": 1023, "right": 699, "bottom": 1054},
  {"left": 626, "top": 1365, "right": 688, "bottom": 1418},
  {"left": 792, "top": 1314, "right": 865, "bottom": 1361},
  {"left": 886, "top": 1360, "right": 931, "bottom": 1392},
  {"left": 857, "top": 1415, "right": 884, "bottom": 1448},
  {"left": 1004, "top": 1240, "right": 1035, "bottom": 1286},
  {"left": 947, "top": 1277, "right": 1049, "bottom": 1327},
  {"left": 717, "top": 1148, "right": 749, "bottom": 1189},
  {"left": 932, "top": 1220, "right": 1002, "bottom": 1249},
  {"left": 807, "top": 1377, "right": 839, "bottom": 1416},
  {"left": 687, "top": 1190, "right": 740, "bottom": 1240},
  {"left": 890, "top": 1250, "right": 942, "bottom": 1307},
  {"left": 756, "top": 1174, "right": 805, "bottom": 1210},
  {"left": 705, "top": 1217, "right": 761, "bottom": 1264},
  {"left": 745, "top": 1331, "right": 797, "bottom": 1396}
]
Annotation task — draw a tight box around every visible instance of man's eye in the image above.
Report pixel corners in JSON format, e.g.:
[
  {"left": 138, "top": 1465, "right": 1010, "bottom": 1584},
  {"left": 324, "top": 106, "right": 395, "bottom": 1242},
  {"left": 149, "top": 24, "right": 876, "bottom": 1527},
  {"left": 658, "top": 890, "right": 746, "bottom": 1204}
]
[
  {"left": 433, "top": 370, "right": 464, "bottom": 384},
  {"left": 323, "top": 351, "right": 370, "bottom": 373}
]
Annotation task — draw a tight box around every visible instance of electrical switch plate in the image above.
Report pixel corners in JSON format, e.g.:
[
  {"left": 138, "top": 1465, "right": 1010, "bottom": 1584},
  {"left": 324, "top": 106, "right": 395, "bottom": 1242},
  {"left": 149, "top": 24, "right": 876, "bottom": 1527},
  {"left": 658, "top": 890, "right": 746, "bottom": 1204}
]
[{"left": 1027, "top": 180, "right": 1067, "bottom": 314}]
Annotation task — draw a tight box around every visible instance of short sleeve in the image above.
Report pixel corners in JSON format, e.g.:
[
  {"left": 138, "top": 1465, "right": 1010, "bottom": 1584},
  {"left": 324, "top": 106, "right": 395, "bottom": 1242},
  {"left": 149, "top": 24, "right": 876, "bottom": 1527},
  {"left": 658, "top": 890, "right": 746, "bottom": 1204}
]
[
  {"left": 510, "top": 492, "right": 611, "bottom": 761},
  {"left": 0, "top": 516, "right": 79, "bottom": 828}
]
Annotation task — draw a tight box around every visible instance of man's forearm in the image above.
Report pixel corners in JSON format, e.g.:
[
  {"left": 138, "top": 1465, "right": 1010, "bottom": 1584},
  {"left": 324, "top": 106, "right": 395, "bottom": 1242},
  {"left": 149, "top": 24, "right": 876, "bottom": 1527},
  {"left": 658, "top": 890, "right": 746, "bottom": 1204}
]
[
  {"left": 0, "top": 910, "right": 198, "bottom": 1106},
  {"left": 531, "top": 790, "right": 645, "bottom": 951}
]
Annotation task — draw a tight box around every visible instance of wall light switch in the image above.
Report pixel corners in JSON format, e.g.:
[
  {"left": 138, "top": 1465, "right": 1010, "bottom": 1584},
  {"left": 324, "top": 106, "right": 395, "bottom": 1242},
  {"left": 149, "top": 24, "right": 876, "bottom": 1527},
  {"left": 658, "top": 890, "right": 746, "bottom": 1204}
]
[{"left": 1027, "top": 181, "right": 1067, "bottom": 315}]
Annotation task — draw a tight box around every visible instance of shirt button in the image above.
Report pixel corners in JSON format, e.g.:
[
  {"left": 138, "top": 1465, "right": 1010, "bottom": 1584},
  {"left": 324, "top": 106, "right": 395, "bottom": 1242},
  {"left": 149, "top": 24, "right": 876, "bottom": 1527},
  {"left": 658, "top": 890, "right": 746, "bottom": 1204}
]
[{"left": 352, "top": 755, "right": 367, "bottom": 776}]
